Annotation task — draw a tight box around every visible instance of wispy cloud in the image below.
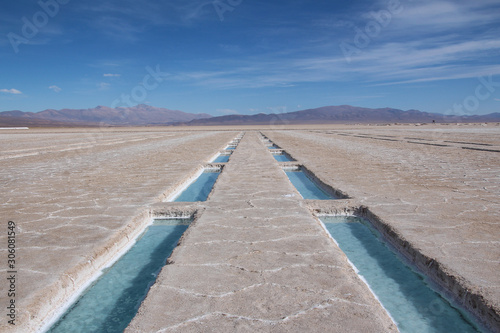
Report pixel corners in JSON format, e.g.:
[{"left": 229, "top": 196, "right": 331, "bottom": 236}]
[
  {"left": 76, "top": 0, "right": 214, "bottom": 42},
  {"left": 49, "top": 85, "right": 62, "bottom": 93},
  {"left": 103, "top": 73, "right": 121, "bottom": 77},
  {"left": 93, "top": 16, "right": 146, "bottom": 42},
  {"left": 219, "top": 44, "right": 242, "bottom": 53},
  {"left": 154, "top": 1, "right": 499, "bottom": 90},
  {"left": 167, "top": 41, "right": 500, "bottom": 89},
  {"left": 341, "top": 38, "right": 500, "bottom": 82},
  {"left": 98, "top": 82, "right": 110, "bottom": 90},
  {"left": 392, "top": 0, "right": 500, "bottom": 32},
  {"left": 0, "top": 88, "right": 22, "bottom": 94},
  {"left": 88, "top": 59, "right": 131, "bottom": 69},
  {"left": 165, "top": 9, "right": 500, "bottom": 90},
  {"left": 0, "top": 13, "right": 65, "bottom": 45}
]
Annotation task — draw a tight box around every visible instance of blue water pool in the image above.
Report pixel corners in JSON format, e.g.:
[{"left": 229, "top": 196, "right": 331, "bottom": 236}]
[
  {"left": 267, "top": 144, "right": 279, "bottom": 149},
  {"left": 273, "top": 154, "right": 293, "bottom": 162},
  {"left": 321, "top": 216, "right": 479, "bottom": 333},
  {"left": 225, "top": 146, "right": 236, "bottom": 150},
  {"left": 174, "top": 171, "right": 220, "bottom": 202},
  {"left": 213, "top": 155, "right": 230, "bottom": 163},
  {"left": 285, "top": 170, "right": 335, "bottom": 200},
  {"left": 48, "top": 219, "right": 190, "bottom": 333}
]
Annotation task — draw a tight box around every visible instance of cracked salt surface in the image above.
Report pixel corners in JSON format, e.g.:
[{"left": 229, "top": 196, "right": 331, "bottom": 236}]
[
  {"left": 265, "top": 128, "right": 500, "bottom": 331},
  {"left": 125, "top": 132, "right": 397, "bottom": 332},
  {"left": 0, "top": 130, "right": 239, "bottom": 332}
]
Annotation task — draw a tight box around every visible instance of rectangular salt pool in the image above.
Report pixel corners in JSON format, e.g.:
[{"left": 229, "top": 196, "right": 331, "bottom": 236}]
[
  {"left": 274, "top": 154, "right": 291, "bottom": 162},
  {"left": 174, "top": 170, "right": 220, "bottom": 202},
  {"left": 320, "top": 216, "right": 480, "bottom": 333},
  {"left": 285, "top": 169, "right": 337, "bottom": 200},
  {"left": 47, "top": 218, "right": 191, "bottom": 333},
  {"left": 212, "top": 154, "right": 230, "bottom": 163},
  {"left": 272, "top": 152, "right": 294, "bottom": 162}
]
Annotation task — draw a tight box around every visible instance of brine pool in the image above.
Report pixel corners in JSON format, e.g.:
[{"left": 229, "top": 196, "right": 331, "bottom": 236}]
[
  {"left": 273, "top": 153, "right": 293, "bottom": 162},
  {"left": 173, "top": 170, "right": 220, "bottom": 202},
  {"left": 212, "top": 154, "right": 230, "bottom": 163},
  {"left": 47, "top": 218, "right": 190, "bottom": 333},
  {"left": 285, "top": 169, "right": 337, "bottom": 200},
  {"left": 320, "top": 215, "right": 480, "bottom": 333}
]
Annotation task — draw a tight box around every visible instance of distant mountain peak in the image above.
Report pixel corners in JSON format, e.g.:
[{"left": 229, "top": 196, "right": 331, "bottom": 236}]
[{"left": 0, "top": 105, "right": 212, "bottom": 126}]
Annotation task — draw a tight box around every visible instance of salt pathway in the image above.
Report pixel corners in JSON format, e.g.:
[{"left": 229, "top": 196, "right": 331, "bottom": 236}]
[{"left": 126, "top": 132, "right": 397, "bottom": 332}]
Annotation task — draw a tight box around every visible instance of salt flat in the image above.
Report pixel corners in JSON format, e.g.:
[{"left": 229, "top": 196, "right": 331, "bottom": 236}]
[
  {"left": 264, "top": 124, "right": 500, "bottom": 331},
  {"left": 127, "top": 132, "right": 396, "bottom": 332},
  {"left": 1, "top": 124, "right": 498, "bottom": 332},
  {"left": 0, "top": 128, "right": 237, "bottom": 332}
]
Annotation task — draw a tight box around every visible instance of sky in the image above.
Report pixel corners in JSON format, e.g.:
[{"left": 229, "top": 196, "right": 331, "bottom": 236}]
[{"left": 1, "top": 0, "right": 500, "bottom": 116}]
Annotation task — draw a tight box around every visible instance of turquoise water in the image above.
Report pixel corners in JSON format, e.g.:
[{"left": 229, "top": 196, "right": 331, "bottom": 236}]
[
  {"left": 213, "top": 155, "right": 230, "bottom": 163},
  {"left": 48, "top": 219, "right": 190, "bottom": 333},
  {"left": 174, "top": 171, "right": 220, "bottom": 202},
  {"left": 285, "top": 170, "right": 335, "bottom": 200},
  {"left": 321, "top": 216, "right": 479, "bottom": 333},
  {"left": 273, "top": 154, "right": 293, "bottom": 162},
  {"left": 225, "top": 146, "right": 236, "bottom": 150},
  {"left": 267, "top": 144, "right": 279, "bottom": 149}
]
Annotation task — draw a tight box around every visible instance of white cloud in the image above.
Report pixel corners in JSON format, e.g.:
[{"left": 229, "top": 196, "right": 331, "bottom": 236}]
[
  {"left": 393, "top": 0, "right": 499, "bottom": 31},
  {"left": 79, "top": 1, "right": 213, "bottom": 26},
  {"left": 338, "top": 38, "right": 500, "bottom": 84},
  {"left": 197, "top": 34, "right": 500, "bottom": 88},
  {"left": 49, "top": 85, "right": 62, "bottom": 93},
  {"left": 103, "top": 73, "right": 121, "bottom": 77},
  {"left": 0, "top": 88, "right": 22, "bottom": 94},
  {"left": 148, "top": 1, "right": 500, "bottom": 90},
  {"left": 98, "top": 82, "right": 110, "bottom": 90}
]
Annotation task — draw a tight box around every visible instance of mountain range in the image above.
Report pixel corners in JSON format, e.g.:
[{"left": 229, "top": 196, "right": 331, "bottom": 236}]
[
  {"left": 0, "top": 104, "right": 211, "bottom": 127},
  {"left": 1, "top": 104, "right": 499, "bottom": 127},
  {"left": 182, "top": 105, "right": 500, "bottom": 126}
]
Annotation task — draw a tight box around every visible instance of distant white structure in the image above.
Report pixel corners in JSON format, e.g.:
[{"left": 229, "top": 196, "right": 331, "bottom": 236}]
[{"left": 0, "top": 127, "right": 29, "bottom": 130}]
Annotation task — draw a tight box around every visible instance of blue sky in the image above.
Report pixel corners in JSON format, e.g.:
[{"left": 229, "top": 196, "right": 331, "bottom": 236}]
[{"left": 1, "top": 0, "right": 499, "bottom": 116}]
